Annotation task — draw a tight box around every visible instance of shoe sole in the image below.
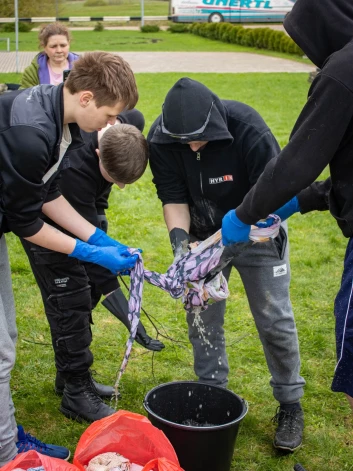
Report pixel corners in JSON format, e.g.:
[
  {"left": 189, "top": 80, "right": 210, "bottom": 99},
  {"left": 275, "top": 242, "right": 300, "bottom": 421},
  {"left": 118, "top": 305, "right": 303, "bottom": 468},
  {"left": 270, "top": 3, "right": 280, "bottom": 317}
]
[
  {"left": 273, "top": 440, "right": 302, "bottom": 453},
  {"left": 55, "top": 388, "right": 118, "bottom": 400},
  {"left": 59, "top": 405, "right": 93, "bottom": 424}
]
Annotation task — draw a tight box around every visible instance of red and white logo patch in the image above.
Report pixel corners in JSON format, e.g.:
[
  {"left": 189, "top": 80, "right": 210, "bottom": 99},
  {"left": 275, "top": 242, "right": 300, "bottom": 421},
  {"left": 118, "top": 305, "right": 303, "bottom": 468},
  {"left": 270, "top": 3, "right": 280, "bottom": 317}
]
[{"left": 209, "top": 175, "right": 234, "bottom": 184}]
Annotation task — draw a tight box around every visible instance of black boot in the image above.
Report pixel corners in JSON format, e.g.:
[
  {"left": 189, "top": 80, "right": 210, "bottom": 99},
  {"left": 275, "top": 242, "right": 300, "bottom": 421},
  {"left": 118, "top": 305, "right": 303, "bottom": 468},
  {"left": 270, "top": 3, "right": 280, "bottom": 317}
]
[
  {"left": 55, "top": 370, "right": 114, "bottom": 398},
  {"left": 59, "top": 371, "right": 116, "bottom": 423},
  {"left": 102, "top": 288, "right": 165, "bottom": 352}
]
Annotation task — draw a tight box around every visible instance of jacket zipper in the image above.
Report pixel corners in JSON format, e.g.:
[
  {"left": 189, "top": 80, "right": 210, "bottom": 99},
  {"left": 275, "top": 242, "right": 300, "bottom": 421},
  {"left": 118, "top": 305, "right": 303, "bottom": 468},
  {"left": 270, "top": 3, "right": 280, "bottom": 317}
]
[{"left": 197, "top": 152, "right": 203, "bottom": 195}]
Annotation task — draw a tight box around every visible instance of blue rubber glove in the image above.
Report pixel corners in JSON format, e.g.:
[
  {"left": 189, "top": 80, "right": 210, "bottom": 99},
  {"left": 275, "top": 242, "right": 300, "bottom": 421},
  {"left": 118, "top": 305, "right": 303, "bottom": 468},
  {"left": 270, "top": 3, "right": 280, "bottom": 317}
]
[
  {"left": 69, "top": 239, "right": 138, "bottom": 274},
  {"left": 274, "top": 196, "right": 300, "bottom": 222},
  {"left": 221, "top": 210, "right": 251, "bottom": 245},
  {"left": 87, "top": 227, "right": 128, "bottom": 251},
  {"left": 88, "top": 227, "right": 143, "bottom": 254}
]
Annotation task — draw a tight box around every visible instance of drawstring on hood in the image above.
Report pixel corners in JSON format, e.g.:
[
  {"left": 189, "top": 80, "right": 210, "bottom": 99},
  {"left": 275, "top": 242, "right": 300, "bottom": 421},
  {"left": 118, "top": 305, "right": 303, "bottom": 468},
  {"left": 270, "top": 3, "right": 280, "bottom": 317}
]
[
  {"left": 284, "top": 0, "right": 353, "bottom": 69},
  {"left": 149, "top": 78, "right": 233, "bottom": 149}
]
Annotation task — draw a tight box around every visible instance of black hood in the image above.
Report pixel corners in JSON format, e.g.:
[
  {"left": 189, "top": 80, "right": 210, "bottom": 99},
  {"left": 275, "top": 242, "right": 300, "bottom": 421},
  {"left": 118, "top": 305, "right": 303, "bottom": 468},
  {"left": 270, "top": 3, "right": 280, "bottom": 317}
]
[
  {"left": 149, "top": 78, "right": 233, "bottom": 149},
  {"left": 284, "top": 0, "right": 353, "bottom": 69}
]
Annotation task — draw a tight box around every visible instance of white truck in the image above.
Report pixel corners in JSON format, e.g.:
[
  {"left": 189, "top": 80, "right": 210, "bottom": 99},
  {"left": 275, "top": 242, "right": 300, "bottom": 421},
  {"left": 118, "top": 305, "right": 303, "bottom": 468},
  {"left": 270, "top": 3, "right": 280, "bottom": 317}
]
[{"left": 171, "top": 0, "right": 296, "bottom": 23}]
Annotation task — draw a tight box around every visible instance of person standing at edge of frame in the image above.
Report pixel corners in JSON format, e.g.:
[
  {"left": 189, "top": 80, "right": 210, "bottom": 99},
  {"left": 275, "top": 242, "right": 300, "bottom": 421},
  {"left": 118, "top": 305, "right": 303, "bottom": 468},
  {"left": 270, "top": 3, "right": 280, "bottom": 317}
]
[
  {"left": 0, "top": 51, "right": 140, "bottom": 466},
  {"left": 222, "top": 0, "right": 353, "bottom": 415}
]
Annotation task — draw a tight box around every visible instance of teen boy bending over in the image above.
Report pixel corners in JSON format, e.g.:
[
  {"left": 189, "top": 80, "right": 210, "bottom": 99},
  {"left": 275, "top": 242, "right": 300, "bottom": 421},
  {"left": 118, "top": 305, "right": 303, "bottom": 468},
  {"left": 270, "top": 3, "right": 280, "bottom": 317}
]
[
  {"left": 21, "top": 119, "right": 164, "bottom": 424},
  {"left": 0, "top": 51, "right": 139, "bottom": 465}
]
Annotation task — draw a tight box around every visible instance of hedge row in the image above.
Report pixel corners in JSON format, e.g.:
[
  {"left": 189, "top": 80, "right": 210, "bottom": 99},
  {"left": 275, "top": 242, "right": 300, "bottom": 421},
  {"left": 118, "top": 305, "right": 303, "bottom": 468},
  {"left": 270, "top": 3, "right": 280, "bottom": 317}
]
[{"left": 189, "top": 22, "right": 303, "bottom": 56}]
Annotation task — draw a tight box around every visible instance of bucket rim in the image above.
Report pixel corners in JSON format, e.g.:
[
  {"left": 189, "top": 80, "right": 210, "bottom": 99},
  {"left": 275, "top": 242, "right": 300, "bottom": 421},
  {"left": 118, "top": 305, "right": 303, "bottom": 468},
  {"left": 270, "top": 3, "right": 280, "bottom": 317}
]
[{"left": 143, "top": 381, "right": 248, "bottom": 431}]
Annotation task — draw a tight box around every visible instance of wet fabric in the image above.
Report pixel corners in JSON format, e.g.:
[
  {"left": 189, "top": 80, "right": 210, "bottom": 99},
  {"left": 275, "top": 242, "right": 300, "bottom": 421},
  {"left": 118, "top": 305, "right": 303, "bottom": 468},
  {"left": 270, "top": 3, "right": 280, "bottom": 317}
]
[
  {"left": 113, "top": 230, "right": 228, "bottom": 394},
  {"left": 114, "top": 222, "right": 280, "bottom": 394}
]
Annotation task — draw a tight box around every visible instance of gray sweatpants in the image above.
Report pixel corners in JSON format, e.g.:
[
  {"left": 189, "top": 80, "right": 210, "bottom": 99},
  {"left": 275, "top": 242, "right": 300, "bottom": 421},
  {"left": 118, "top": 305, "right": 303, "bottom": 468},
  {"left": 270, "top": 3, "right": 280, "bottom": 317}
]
[
  {"left": 0, "top": 235, "right": 18, "bottom": 466},
  {"left": 187, "top": 225, "right": 305, "bottom": 404}
]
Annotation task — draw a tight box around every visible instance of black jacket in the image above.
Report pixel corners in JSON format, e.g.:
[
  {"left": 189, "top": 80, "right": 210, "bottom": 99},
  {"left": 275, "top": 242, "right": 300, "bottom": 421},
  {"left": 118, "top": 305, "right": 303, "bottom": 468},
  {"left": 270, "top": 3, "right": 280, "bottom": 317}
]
[
  {"left": 0, "top": 84, "right": 83, "bottom": 238},
  {"left": 148, "top": 78, "right": 280, "bottom": 240},
  {"left": 236, "top": 0, "right": 353, "bottom": 238}
]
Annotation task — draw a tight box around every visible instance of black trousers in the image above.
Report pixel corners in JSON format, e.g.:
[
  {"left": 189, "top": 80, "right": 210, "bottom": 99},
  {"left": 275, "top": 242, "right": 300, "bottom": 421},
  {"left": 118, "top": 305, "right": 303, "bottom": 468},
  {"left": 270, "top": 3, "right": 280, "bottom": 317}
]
[{"left": 21, "top": 239, "right": 96, "bottom": 376}]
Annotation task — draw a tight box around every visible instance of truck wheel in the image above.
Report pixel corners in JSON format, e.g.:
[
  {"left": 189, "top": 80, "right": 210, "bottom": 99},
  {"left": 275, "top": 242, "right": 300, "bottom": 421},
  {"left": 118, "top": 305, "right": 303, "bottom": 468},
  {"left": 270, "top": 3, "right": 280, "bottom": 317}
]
[{"left": 208, "top": 12, "right": 224, "bottom": 23}]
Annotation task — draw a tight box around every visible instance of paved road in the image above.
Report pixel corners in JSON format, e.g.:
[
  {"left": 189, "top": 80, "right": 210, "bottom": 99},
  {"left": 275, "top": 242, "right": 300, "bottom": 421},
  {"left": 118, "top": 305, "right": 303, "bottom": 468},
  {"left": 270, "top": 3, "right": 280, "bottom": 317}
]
[{"left": 0, "top": 51, "right": 314, "bottom": 73}]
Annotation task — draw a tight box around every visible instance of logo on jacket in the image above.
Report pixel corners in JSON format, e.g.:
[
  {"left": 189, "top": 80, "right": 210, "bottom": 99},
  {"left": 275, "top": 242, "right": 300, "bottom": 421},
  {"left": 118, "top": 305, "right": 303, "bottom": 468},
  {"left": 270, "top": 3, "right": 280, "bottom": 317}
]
[{"left": 209, "top": 175, "right": 233, "bottom": 184}]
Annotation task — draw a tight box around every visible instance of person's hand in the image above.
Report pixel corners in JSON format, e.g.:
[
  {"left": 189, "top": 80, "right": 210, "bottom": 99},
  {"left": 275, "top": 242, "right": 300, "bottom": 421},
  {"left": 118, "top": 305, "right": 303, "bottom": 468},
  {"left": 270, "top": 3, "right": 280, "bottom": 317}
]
[
  {"left": 169, "top": 227, "right": 191, "bottom": 263},
  {"left": 135, "top": 323, "right": 165, "bottom": 351},
  {"left": 88, "top": 227, "right": 142, "bottom": 254},
  {"left": 69, "top": 239, "right": 138, "bottom": 274},
  {"left": 221, "top": 210, "right": 250, "bottom": 245},
  {"left": 272, "top": 196, "right": 300, "bottom": 222}
]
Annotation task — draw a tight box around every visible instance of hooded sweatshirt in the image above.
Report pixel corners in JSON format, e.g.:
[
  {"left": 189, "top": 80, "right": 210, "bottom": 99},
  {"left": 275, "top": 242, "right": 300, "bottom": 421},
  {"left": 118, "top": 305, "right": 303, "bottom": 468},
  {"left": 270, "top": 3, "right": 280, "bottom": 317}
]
[
  {"left": 148, "top": 78, "right": 280, "bottom": 240},
  {"left": 236, "top": 0, "right": 353, "bottom": 238}
]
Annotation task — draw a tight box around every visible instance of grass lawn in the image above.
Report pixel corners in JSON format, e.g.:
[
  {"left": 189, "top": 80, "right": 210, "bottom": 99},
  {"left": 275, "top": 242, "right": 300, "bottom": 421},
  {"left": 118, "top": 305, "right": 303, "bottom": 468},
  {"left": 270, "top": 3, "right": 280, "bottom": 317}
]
[
  {"left": 59, "top": 0, "right": 169, "bottom": 17},
  {"left": 1, "top": 71, "right": 352, "bottom": 470},
  {"left": 0, "top": 30, "right": 310, "bottom": 63}
]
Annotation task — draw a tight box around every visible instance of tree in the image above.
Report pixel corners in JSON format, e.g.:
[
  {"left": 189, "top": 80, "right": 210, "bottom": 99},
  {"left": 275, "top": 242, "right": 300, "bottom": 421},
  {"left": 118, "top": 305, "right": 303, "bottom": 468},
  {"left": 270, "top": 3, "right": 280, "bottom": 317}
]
[{"left": 0, "top": 0, "right": 63, "bottom": 18}]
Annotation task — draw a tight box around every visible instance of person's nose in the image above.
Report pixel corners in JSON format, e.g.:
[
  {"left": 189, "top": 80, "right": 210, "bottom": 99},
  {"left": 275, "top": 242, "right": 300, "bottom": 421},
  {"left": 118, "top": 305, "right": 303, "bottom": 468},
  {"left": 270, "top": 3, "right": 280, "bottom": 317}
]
[{"left": 107, "top": 117, "right": 117, "bottom": 125}]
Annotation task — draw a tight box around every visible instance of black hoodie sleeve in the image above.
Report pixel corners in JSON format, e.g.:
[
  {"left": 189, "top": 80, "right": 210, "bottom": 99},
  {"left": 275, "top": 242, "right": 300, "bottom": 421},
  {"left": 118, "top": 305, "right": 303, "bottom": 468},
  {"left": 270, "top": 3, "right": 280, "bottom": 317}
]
[
  {"left": 297, "top": 178, "right": 331, "bottom": 214},
  {"left": 0, "top": 126, "right": 54, "bottom": 237},
  {"left": 237, "top": 73, "right": 353, "bottom": 225},
  {"left": 149, "top": 143, "right": 189, "bottom": 205}
]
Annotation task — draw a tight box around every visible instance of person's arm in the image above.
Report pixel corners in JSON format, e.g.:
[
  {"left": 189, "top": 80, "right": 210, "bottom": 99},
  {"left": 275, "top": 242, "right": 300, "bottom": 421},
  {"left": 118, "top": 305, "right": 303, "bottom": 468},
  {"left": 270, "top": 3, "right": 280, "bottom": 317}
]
[
  {"left": 149, "top": 140, "right": 191, "bottom": 257},
  {"left": 163, "top": 203, "right": 190, "bottom": 232},
  {"left": 41, "top": 195, "right": 96, "bottom": 242},
  {"left": 236, "top": 75, "right": 353, "bottom": 226},
  {"left": 24, "top": 222, "right": 76, "bottom": 253}
]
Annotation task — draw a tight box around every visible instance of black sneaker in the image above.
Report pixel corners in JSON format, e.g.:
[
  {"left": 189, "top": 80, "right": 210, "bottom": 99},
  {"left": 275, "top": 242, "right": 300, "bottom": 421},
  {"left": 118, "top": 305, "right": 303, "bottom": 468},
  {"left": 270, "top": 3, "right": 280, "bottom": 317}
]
[{"left": 272, "top": 406, "right": 304, "bottom": 452}]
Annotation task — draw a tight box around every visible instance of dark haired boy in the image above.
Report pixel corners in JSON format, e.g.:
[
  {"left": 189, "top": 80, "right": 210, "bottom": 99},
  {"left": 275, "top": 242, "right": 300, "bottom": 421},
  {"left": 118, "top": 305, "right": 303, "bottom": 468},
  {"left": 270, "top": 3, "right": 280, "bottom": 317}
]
[{"left": 21, "top": 113, "right": 164, "bottom": 425}]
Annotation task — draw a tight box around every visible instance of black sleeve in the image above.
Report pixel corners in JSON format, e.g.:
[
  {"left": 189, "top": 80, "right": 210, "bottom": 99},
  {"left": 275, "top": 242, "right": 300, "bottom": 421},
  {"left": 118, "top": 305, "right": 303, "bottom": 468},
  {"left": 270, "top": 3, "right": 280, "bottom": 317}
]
[
  {"left": 243, "top": 130, "right": 281, "bottom": 187},
  {"left": 237, "top": 75, "right": 353, "bottom": 224},
  {"left": 297, "top": 178, "right": 331, "bottom": 214},
  {"left": 0, "top": 126, "right": 54, "bottom": 237},
  {"left": 117, "top": 109, "right": 145, "bottom": 132},
  {"left": 59, "top": 165, "right": 100, "bottom": 227},
  {"left": 96, "top": 185, "right": 112, "bottom": 215},
  {"left": 149, "top": 143, "right": 189, "bottom": 205}
]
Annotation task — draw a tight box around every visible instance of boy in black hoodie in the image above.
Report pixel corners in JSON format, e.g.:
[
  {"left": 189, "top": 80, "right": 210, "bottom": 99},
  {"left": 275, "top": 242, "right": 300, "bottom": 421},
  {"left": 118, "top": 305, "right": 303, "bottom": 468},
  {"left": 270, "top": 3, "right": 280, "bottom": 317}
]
[
  {"left": 222, "top": 0, "right": 353, "bottom": 412},
  {"left": 20, "top": 113, "right": 164, "bottom": 425},
  {"left": 148, "top": 77, "right": 305, "bottom": 452}
]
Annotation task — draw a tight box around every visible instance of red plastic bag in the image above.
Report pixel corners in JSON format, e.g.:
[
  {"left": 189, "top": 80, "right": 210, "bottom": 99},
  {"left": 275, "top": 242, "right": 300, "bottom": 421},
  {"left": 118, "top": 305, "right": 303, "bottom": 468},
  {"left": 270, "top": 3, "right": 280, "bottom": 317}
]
[
  {"left": 142, "top": 458, "right": 184, "bottom": 471},
  {"left": 73, "top": 411, "right": 182, "bottom": 471},
  {"left": 0, "top": 450, "right": 79, "bottom": 471}
]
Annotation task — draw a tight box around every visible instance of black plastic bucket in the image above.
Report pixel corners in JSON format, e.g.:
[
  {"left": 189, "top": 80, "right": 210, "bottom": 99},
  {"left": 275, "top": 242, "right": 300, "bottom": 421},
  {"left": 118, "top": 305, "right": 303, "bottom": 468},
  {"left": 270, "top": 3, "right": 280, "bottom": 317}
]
[{"left": 143, "top": 381, "right": 248, "bottom": 471}]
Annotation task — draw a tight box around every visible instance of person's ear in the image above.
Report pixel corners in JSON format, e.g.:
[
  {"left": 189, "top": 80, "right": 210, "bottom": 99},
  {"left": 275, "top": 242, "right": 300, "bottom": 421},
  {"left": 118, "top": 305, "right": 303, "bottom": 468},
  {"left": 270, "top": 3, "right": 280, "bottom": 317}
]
[
  {"left": 95, "top": 148, "right": 100, "bottom": 158},
  {"left": 79, "top": 91, "right": 94, "bottom": 108}
]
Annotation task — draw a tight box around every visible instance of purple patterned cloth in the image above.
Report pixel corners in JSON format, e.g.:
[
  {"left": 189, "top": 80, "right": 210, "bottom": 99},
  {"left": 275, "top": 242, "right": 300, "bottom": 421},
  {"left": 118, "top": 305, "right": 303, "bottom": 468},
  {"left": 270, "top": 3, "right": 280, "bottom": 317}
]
[{"left": 113, "top": 230, "right": 228, "bottom": 394}]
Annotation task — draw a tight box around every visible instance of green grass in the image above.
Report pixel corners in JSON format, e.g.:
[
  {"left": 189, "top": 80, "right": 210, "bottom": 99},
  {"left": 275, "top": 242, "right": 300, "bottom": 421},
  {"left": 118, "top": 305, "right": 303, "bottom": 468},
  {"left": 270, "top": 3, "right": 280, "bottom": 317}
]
[
  {"left": 0, "top": 30, "right": 310, "bottom": 62},
  {"left": 59, "top": 0, "right": 169, "bottom": 17},
  {"left": 3, "top": 72, "right": 353, "bottom": 470}
]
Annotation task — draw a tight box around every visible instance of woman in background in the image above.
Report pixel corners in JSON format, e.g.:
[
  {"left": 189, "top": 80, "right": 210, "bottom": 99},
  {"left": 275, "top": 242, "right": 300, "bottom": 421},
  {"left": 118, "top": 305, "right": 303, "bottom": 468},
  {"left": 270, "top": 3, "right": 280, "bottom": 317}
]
[{"left": 20, "top": 22, "right": 78, "bottom": 88}]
